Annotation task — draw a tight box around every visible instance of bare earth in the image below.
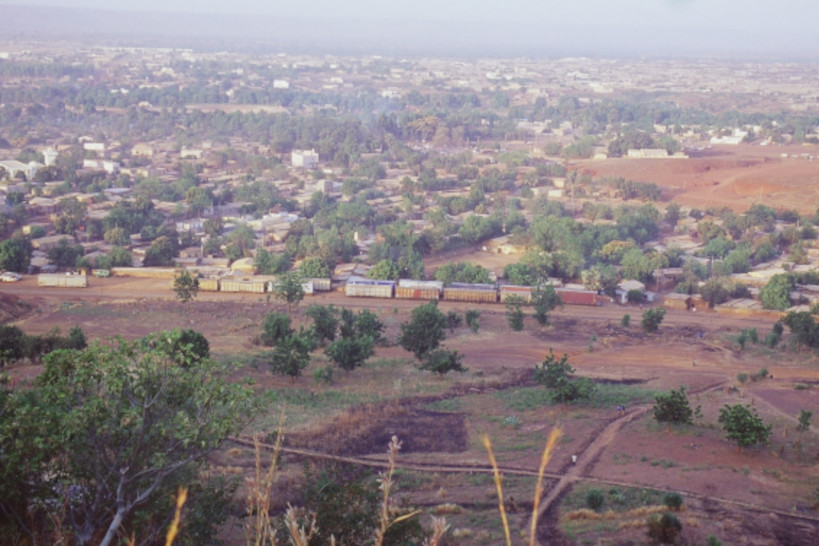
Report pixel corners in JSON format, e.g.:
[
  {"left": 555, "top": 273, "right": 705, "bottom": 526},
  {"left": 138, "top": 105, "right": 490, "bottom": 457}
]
[
  {"left": 577, "top": 143, "right": 819, "bottom": 214},
  {"left": 3, "top": 275, "right": 819, "bottom": 544}
]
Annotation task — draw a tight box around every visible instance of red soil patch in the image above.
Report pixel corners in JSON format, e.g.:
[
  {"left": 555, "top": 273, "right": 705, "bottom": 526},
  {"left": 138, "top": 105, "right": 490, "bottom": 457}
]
[{"left": 577, "top": 144, "right": 819, "bottom": 214}]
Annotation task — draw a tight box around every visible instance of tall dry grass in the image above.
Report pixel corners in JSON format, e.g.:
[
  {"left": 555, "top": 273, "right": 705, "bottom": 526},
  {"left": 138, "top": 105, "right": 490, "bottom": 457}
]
[{"left": 483, "top": 427, "right": 562, "bottom": 546}]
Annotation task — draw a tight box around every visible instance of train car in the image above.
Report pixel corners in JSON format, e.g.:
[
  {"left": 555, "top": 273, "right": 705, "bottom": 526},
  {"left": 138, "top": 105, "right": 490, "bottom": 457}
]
[
  {"left": 220, "top": 278, "right": 266, "bottom": 293},
  {"left": 555, "top": 288, "right": 598, "bottom": 306},
  {"left": 499, "top": 284, "right": 533, "bottom": 303},
  {"left": 38, "top": 273, "right": 88, "bottom": 288},
  {"left": 443, "top": 282, "right": 498, "bottom": 303},
  {"left": 345, "top": 275, "right": 395, "bottom": 298},
  {"left": 395, "top": 279, "right": 443, "bottom": 300},
  {"left": 266, "top": 280, "right": 315, "bottom": 295},
  {"left": 198, "top": 278, "right": 220, "bottom": 292},
  {"left": 307, "top": 277, "right": 332, "bottom": 291}
]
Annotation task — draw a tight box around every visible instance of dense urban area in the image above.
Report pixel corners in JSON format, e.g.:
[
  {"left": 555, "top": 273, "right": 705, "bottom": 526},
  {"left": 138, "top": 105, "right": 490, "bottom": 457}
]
[{"left": 2, "top": 36, "right": 819, "bottom": 546}]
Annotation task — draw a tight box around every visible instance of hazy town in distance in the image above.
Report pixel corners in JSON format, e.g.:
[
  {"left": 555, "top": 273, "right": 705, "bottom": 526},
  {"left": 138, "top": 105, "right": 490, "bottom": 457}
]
[{"left": 2, "top": 2, "right": 819, "bottom": 545}]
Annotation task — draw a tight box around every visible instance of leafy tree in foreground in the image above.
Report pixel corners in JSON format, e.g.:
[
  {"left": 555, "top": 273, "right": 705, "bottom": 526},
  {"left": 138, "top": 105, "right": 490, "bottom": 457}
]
[
  {"left": 325, "top": 335, "right": 374, "bottom": 372},
  {"left": 261, "top": 311, "right": 292, "bottom": 347},
  {"left": 269, "top": 331, "right": 313, "bottom": 382},
  {"left": 352, "top": 308, "right": 385, "bottom": 344},
  {"left": 718, "top": 404, "right": 772, "bottom": 452},
  {"left": 306, "top": 304, "right": 339, "bottom": 346},
  {"left": 419, "top": 348, "right": 467, "bottom": 377},
  {"left": 173, "top": 269, "right": 199, "bottom": 303},
  {"left": 0, "top": 337, "right": 256, "bottom": 546},
  {"left": 398, "top": 300, "right": 447, "bottom": 359},
  {"left": 641, "top": 307, "right": 666, "bottom": 333},
  {"left": 653, "top": 387, "right": 700, "bottom": 426}
]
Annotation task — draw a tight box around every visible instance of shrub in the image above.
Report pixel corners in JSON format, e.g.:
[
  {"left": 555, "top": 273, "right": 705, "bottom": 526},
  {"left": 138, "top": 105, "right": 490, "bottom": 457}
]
[
  {"left": 646, "top": 512, "right": 682, "bottom": 544},
  {"left": 313, "top": 365, "right": 335, "bottom": 385},
  {"left": 585, "top": 489, "right": 605, "bottom": 511},
  {"left": 662, "top": 492, "right": 684, "bottom": 511},
  {"left": 621, "top": 314, "right": 631, "bottom": 327},
  {"left": 465, "top": 309, "right": 481, "bottom": 333}
]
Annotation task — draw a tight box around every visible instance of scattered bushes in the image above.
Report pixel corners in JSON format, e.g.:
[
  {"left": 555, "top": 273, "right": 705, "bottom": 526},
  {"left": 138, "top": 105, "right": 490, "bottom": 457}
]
[{"left": 585, "top": 489, "right": 605, "bottom": 511}]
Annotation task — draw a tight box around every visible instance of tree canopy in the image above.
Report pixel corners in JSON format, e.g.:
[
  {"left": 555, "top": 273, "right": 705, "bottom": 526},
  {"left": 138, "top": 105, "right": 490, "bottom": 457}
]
[
  {"left": 0, "top": 334, "right": 256, "bottom": 546},
  {"left": 718, "top": 404, "right": 772, "bottom": 451},
  {"left": 653, "top": 387, "right": 699, "bottom": 425},
  {"left": 398, "top": 300, "right": 447, "bottom": 359}
]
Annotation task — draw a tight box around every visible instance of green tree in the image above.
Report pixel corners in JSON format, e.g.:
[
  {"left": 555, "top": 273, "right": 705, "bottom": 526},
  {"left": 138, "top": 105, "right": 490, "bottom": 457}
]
[
  {"left": 353, "top": 309, "right": 385, "bottom": 343},
  {"left": 506, "top": 295, "right": 525, "bottom": 331},
  {"left": 700, "top": 278, "right": 730, "bottom": 307},
  {"left": 398, "top": 300, "right": 447, "bottom": 359},
  {"left": 653, "top": 387, "right": 700, "bottom": 426},
  {"left": 446, "top": 310, "right": 463, "bottom": 332},
  {"left": 465, "top": 309, "right": 481, "bottom": 333},
  {"left": 261, "top": 312, "right": 292, "bottom": 346},
  {"left": 782, "top": 311, "right": 819, "bottom": 349},
  {"left": 0, "top": 324, "right": 25, "bottom": 366},
  {"left": 255, "top": 248, "right": 290, "bottom": 275},
  {"left": 109, "top": 245, "right": 133, "bottom": 267},
  {"left": 173, "top": 269, "right": 199, "bottom": 303},
  {"left": 268, "top": 332, "right": 312, "bottom": 382},
  {"left": 641, "top": 307, "right": 666, "bottom": 333},
  {"left": 0, "top": 236, "right": 32, "bottom": 273},
  {"left": 366, "top": 259, "right": 401, "bottom": 281},
  {"left": 531, "top": 284, "right": 562, "bottom": 326},
  {"left": 718, "top": 404, "right": 772, "bottom": 451},
  {"left": 143, "top": 235, "right": 178, "bottom": 266},
  {"left": 305, "top": 304, "right": 339, "bottom": 346},
  {"left": 47, "top": 237, "right": 84, "bottom": 268},
  {"left": 419, "top": 349, "right": 467, "bottom": 377},
  {"left": 759, "top": 273, "right": 795, "bottom": 310},
  {"left": 0, "top": 336, "right": 255, "bottom": 546},
  {"left": 325, "top": 335, "right": 374, "bottom": 372},
  {"left": 797, "top": 409, "right": 812, "bottom": 433},
  {"left": 299, "top": 256, "right": 331, "bottom": 278},
  {"left": 274, "top": 271, "right": 305, "bottom": 313},
  {"left": 533, "top": 349, "right": 596, "bottom": 404},
  {"left": 434, "top": 261, "right": 491, "bottom": 285}
]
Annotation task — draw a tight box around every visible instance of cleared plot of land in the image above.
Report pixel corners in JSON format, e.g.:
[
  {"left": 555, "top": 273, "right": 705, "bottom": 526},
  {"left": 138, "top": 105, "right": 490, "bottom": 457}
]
[{"left": 578, "top": 144, "right": 819, "bottom": 214}]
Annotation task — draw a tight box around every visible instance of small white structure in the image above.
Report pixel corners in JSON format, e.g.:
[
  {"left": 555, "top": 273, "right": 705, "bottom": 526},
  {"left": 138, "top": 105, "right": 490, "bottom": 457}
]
[
  {"left": 0, "top": 160, "right": 43, "bottom": 180},
  {"left": 291, "top": 149, "right": 319, "bottom": 169},
  {"left": 42, "top": 148, "right": 59, "bottom": 166},
  {"left": 273, "top": 79, "right": 290, "bottom": 89},
  {"left": 616, "top": 279, "right": 646, "bottom": 304},
  {"left": 82, "top": 142, "right": 105, "bottom": 153}
]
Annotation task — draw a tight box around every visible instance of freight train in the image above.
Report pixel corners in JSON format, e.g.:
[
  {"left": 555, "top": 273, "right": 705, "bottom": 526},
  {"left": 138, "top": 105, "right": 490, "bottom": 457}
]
[
  {"left": 195, "top": 274, "right": 600, "bottom": 306},
  {"left": 43, "top": 268, "right": 600, "bottom": 306}
]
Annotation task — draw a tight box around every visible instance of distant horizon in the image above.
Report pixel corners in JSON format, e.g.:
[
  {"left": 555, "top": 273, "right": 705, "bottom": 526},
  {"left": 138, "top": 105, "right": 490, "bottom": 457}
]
[{"left": 2, "top": 3, "right": 818, "bottom": 61}]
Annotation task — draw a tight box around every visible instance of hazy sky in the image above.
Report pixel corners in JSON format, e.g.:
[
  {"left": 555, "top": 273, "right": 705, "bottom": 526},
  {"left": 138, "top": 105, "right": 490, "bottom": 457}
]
[
  {"left": 12, "top": 1, "right": 819, "bottom": 57},
  {"left": 18, "top": 0, "right": 819, "bottom": 29}
]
